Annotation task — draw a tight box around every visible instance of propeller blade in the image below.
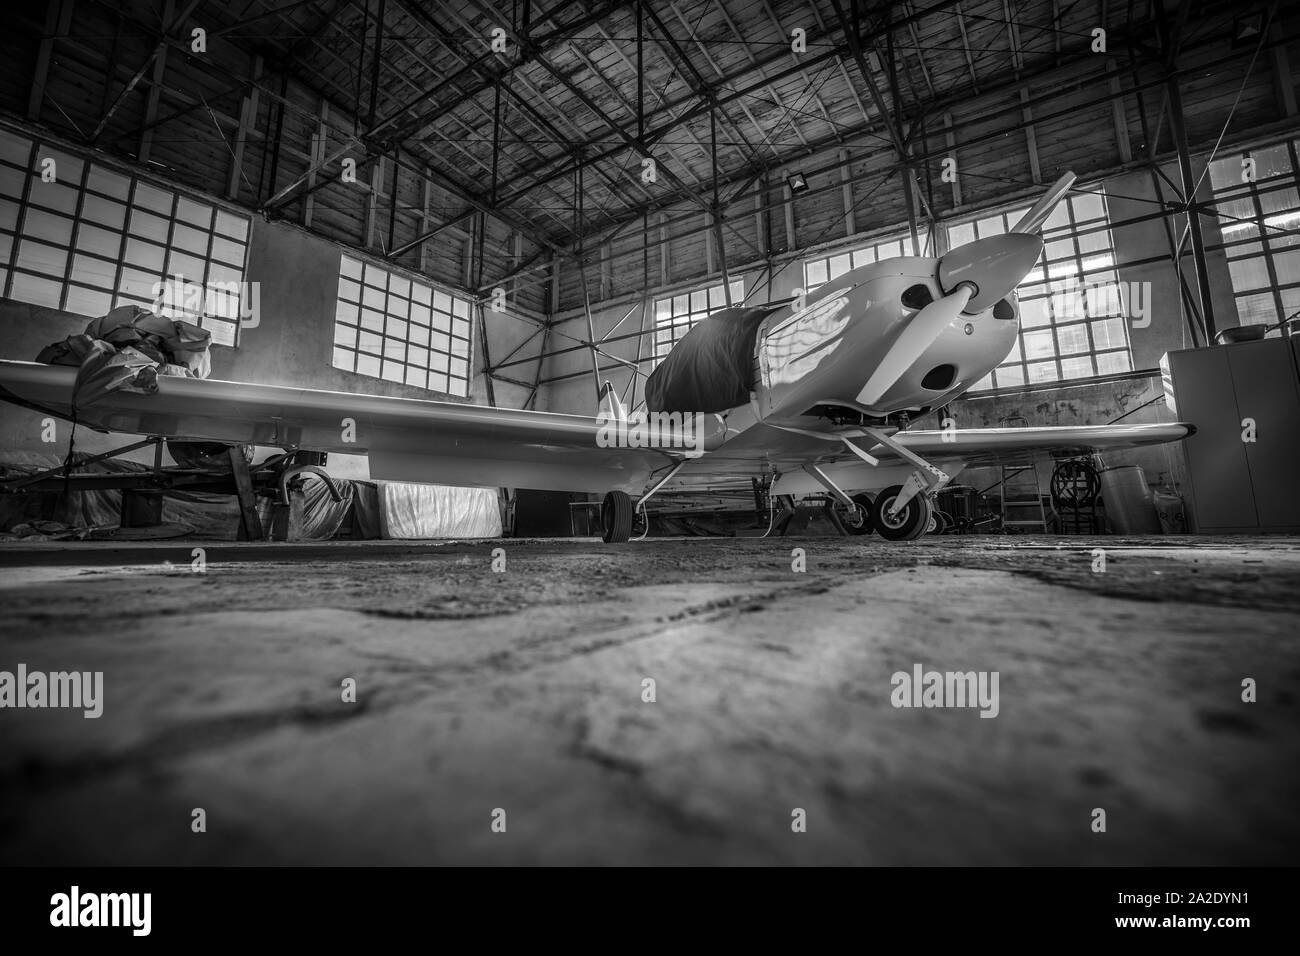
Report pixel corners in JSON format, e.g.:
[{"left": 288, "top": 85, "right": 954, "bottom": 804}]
[
  {"left": 1011, "top": 170, "right": 1077, "bottom": 234},
  {"left": 857, "top": 284, "right": 974, "bottom": 406}
]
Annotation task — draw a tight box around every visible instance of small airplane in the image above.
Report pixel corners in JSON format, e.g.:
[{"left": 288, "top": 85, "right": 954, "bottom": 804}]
[{"left": 0, "top": 171, "right": 1192, "bottom": 542}]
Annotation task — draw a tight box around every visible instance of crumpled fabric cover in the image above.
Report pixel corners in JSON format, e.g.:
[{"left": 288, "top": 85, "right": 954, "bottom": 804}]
[
  {"left": 376, "top": 482, "right": 502, "bottom": 539},
  {"left": 38, "top": 305, "right": 212, "bottom": 380},
  {"left": 644, "top": 305, "right": 774, "bottom": 413},
  {"left": 72, "top": 343, "right": 159, "bottom": 408}
]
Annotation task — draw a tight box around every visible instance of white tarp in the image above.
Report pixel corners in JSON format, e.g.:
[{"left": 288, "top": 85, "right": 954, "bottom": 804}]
[{"left": 376, "top": 482, "right": 501, "bottom": 539}]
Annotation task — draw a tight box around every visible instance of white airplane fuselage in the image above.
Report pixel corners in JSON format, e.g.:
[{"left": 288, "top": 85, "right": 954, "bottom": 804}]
[{"left": 745, "top": 232, "right": 1046, "bottom": 429}]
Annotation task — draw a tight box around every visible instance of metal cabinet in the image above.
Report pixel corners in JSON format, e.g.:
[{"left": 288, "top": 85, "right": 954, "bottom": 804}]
[{"left": 1161, "top": 337, "right": 1300, "bottom": 533}]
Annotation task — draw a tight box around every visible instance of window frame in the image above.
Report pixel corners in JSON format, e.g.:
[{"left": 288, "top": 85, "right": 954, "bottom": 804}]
[
  {"left": 0, "top": 125, "right": 251, "bottom": 346},
  {"left": 331, "top": 253, "right": 473, "bottom": 397}
]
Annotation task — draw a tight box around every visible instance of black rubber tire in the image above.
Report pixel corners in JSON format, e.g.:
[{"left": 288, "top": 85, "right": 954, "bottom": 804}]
[
  {"left": 601, "top": 490, "right": 635, "bottom": 543},
  {"left": 842, "top": 493, "right": 875, "bottom": 536},
  {"left": 871, "top": 485, "right": 934, "bottom": 541},
  {"left": 934, "top": 510, "right": 953, "bottom": 535}
]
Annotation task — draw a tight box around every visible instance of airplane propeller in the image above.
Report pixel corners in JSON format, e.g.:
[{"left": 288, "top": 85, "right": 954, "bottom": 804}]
[
  {"left": 856, "top": 170, "right": 1077, "bottom": 408},
  {"left": 857, "top": 282, "right": 973, "bottom": 406}
]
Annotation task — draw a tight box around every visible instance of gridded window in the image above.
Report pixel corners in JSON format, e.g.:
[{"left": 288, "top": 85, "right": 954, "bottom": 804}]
[
  {"left": 966, "top": 188, "right": 1133, "bottom": 391},
  {"left": 1207, "top": 139, "right": 1300, "bottom": 329},
  {"left": 333, "top": 255, "right": 471, "bottom": 396},
  {"left": 0, "top": 126, "right": 250, "bottom": 346},
  {"left": 803, "top": 231, "right": 932, "bottom": 292},
  {"left": 652, "top": 278, "right": 744, "bottom": 358}
]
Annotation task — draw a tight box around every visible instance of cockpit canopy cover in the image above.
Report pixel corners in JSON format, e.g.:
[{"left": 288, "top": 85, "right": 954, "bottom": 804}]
[{"left": 645, "top": 305, "right": 777, "bottom": 413}]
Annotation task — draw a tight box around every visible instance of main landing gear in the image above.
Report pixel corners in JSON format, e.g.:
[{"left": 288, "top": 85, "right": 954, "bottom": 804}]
[
  {"left": 600, "top": 490, "right": 635, "bottom": 543},
  {"left": 871, "top": 484, "right": 934, "bottom": 541},
  {"left": 794, "top": 424, "right": 954, "bottom": 542},
  {"left": 600, "top": 462, "right": 684, "bottom": 543}
]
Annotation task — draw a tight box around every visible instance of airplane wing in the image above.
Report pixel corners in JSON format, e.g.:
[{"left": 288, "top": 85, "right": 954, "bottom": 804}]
[
  {"left": 0, "top": 359, "right": 678, "bottom": 493},
  {"left": 659, "top": 419, "right": 1193, "bottom": 495},
  {"left": 872, "top": 422, "right": 1195, "bottom": 465}
]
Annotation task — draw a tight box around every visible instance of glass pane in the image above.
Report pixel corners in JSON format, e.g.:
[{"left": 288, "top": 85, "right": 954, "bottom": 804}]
[
  {"left": 86, "top": 165, "right": 130, "bottom": 199},
  {"left": 1060, "top": 355, "right": 1093, "bottom": 379},
  {"left": 172, "top": 222, "right": 210, "bottom": 256},
  {"left": 1235, "top": 291, "right": 1277, "bottom": 325},
  {"left": 176, "top": 196, "right": 213, "bottom": 229},
  {"left": 72, "top": 253, "right": 117, "bottom": 290},
  {"left": 214, "top": 209, "right": 249, "bottom": 242},
  {"left": 1274, "top": 248, "right": 1300, "bottom": 284},
  {"left": 1019, "top": 297, "right": 1050, "bottom": 328},
  {"left": 356, "top": 353, "right": 381, "bottom": 378},
  {"left": 1095, "top": 350, "right": 1132, "bottom": 375},
  {"left": 23, "top": 208, "right": 73, "bottom": 246},
  {"left": 1228, "top": 255, "right": 1272, "bottom": 291},
  {"left": 1070, "top": 192, "right": 1105, "bottom": 224},
  {"left": 1022, "top": 328, "right": 1055, "bottom": 360},
  {"left": 132, "top": 181, "right": 173, "bottom": 215},
  {"left": 10, "top": 271, "right": 62, "bottom": 308},
  {"left": 29, "top": 181, "right": 78, "bottom": 215},
  {"left": 76, "top": 222, "right": 122, "bottom": 258},
  {"left": 65, "top": 285, "right": 112, "bottom": 317},
  {"left": 1253, "top": 143, "right": 1293, "bottom": 180},
  {"left": 338, "top": 278, "right": 361, "bottom": 303},
  {"left": 1026, "top": 360, "right": 1058, "bottom": 383},
  {"left": 128, "top": 208, "right": 169, "bottom": 242},
  {"left": 362, "top": 285, "right": 385, "bottom": 310},
  {"left": 1090, "top": 317, "right": 1128, "bottom": 351},
  {"left": 81, "top": 195, "right": 126, "bottom": 230},
  {"left": 0, "top": 129, "right": 32, "bottom": 166},
  {"left": 948, "top": 222, "right": 975, "bottom": 247},
  {"left": 997, "top": 365, "right": 1025, "bottom": 388},
  {"left": 1055, "top": 323, "right": 1090, "bottom": 355},
  {"left": 15, "top": 238, "right": 67, "bottom": 277}
]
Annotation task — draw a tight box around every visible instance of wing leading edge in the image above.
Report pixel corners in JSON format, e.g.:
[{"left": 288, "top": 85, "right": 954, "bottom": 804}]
[{"left": 0, "top": 359, "right": 675, "bottom": 493}]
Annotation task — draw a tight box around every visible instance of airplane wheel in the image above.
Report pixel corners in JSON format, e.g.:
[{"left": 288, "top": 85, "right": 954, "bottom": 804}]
[
  {"left": 601, "top": 490, "right": 635, "bottom": 543},
  {"left": 934, "top": 510, "right": 953, "bottom": 534},
  {"left": 871, "top": 486, "right": 934, "bottom": 541},
  {"left": 841, "top": 493, "right": 875, "bottom": 536}
]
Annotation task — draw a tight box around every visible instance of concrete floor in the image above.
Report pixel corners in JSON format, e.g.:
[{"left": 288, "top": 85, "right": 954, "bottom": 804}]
[{"left": 0, "top": 534, "right": 1297, "bottom": 866}]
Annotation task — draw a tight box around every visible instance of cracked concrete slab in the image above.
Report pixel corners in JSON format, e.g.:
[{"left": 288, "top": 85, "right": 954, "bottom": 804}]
[{"left": 0, "top": 535, "right": 1297, "bottom": 865}]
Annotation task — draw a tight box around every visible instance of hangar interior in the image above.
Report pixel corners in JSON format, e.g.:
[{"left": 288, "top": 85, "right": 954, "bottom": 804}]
[{"left": 0, "top": 0, "right": 1298, "bottom": 867}]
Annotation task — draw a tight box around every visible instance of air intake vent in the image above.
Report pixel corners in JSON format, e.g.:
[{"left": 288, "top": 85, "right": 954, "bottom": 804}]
[
  {"left": 992, "top": 297, "right": 1016, "bottom": 320},
  {"left": 921, "top": 364, "right": 957, "bottom": 391},
  {"left": 901, "top": 284, "right": 933, "bottom": 310}
]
